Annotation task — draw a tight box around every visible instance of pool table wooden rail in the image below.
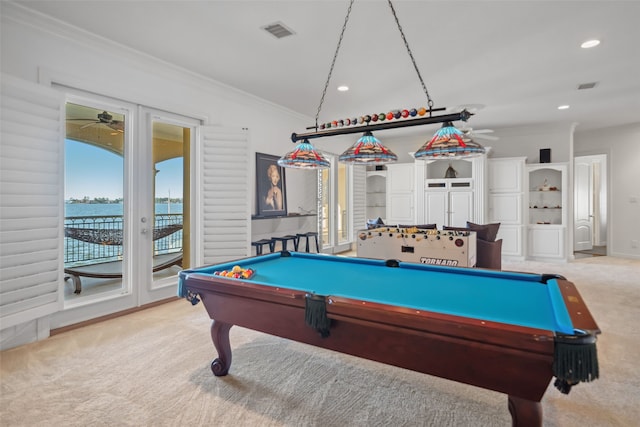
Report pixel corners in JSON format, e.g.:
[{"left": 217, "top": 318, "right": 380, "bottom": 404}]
[{"left": 182, "top": 271, "right": 597, "bottom": 418}]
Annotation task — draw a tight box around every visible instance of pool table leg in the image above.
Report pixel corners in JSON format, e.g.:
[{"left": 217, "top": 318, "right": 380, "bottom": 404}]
[
  {"left": 508, "top": 395, "right": 542, "bottom": 427},
  {"left": 210, "top": 320, "right": 232, "bottom": 376}
]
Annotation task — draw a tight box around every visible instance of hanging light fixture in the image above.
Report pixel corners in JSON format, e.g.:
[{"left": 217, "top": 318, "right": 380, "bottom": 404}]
[
  {"left": 281, "top": 0, "right": 485, "bottom": 169},
  {"left": 338, "top": 131, "right": 397, "bottom": 163},
  {"left": 278, "top": 139, "right": 330, "bottom": 169},
  {"left": 414, "top": 122, "right": 486, "bottom": 159}
]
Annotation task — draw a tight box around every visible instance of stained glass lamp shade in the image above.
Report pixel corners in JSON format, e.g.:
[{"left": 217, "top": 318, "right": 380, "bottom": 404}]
[
  {"left": 338, "top": 131, "right": 398, "bottom": 164},
  {"left": 414, "top": 122, "right": 486, "bottom": 159},
  {"left": 278, "top": 139, "right": 330, "bottom": 169}
]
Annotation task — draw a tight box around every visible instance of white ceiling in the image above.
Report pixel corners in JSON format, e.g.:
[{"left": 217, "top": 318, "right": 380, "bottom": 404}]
[{"left": 12, "top": 0, "right": 640, "bottom": 134}]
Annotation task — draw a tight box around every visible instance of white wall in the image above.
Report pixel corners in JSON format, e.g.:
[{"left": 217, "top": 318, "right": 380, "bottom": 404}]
[
  {"left": 0, "top": 3, "right": 317, "bottom": 220},
  {"left": 483, "top": 124, "right": 575, "bottom": 163},
  {"left": 1, "top": 4, "right": 318, "bottom": 348},
  {"left": 575, "top": 123, "right": 640, "bottom": 259}
]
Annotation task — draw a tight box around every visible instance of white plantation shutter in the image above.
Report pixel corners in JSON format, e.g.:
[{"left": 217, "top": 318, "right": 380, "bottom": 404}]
[
  {"left": 351, "top": 166, "right": 366, "bottom": 239},
  {"left": 1, "top": 74, "right": 64, "bottom": 329},
  {"left": 199, "top": 127, "right": 250, "bottom": 265}
]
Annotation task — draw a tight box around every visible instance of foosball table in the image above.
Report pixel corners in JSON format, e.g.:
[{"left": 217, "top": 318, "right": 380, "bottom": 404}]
[{"left": 357, "top": 227, "right": 477, "bottom": 267}]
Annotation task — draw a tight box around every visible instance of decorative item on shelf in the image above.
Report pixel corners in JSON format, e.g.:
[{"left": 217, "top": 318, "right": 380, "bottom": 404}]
[
  {"left": 281, "top": 0, "right": 485, "bottom": 169},
  {"left": 538, "top": 178, "right": 550, "bottom": 191},
  {"left": 540, "top": 148, "right": 551, "bottom": 163},
  {"left": 444, "top": 162, "right": 458, "bottom": 178}
]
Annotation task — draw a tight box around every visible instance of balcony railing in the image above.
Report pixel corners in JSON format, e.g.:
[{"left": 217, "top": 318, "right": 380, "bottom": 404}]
[{"left": 64, "top": 214, "right": 183, "bottom": 267}]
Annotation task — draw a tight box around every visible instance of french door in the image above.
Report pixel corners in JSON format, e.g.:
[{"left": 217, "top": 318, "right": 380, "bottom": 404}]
[
  {"left": 320, "top": 155, "right": 352, "bottom": 254},
  {"left": 138, "top": 107, "right": 196, "bottom": 305},
  {"left": 55, "top": 93, "right": 196, "bottom": 327}
]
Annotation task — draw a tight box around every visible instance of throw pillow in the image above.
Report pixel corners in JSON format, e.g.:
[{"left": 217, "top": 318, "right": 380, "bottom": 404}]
[{"left": 466, "top": 222, "right": 500, "bottom": 242}]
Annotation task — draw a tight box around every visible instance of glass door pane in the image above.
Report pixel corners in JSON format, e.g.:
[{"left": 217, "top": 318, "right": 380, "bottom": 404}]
[
  {"left": 321, "top": 168, "right": 331, "bottom": 248},
  {"left": 337, "top": 163, "right": 349, "bottom": 245},
  {"left": 151, "top": 121, "right": 186, "bottom": 283},
  {"left": 319, "top": 156, "right": 352, "bottom": 253},
  {"left": 64, "top": 103, "right": 127, "bottom": 299}
]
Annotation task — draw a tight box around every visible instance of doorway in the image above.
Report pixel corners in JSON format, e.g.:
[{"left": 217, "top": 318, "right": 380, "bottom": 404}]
[
  {"left": 574, "top": 154, "right": 607, "bottom": 257},
  {"left": 57, "top": 95, "right": 196, "bottom": 327}
]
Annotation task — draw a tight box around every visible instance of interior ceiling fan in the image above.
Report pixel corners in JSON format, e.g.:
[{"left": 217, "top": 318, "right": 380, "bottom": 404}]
[
  {"left": 459, "top": 124, "right": 499, "bottom": 141},
  {"left": 67, "top": 111, "right": 124, "bottom": 133},
  {"left": 446, "top": 104, "right": 499, "bottom": 141}
]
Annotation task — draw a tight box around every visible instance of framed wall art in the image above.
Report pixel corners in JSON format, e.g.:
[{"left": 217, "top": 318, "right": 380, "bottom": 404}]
[{"left": 256, "top": 152, "right": 287, "bottom": 217}]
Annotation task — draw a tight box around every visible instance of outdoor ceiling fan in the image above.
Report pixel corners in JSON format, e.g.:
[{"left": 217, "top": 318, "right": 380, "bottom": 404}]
[{"left": 67, "top": 111, "right": 124, "bottom": 133}]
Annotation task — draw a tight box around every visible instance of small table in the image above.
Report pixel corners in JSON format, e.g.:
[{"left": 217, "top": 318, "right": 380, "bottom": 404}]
[{"left": 179, "top": 251, "right": 600, "bottom": 427}]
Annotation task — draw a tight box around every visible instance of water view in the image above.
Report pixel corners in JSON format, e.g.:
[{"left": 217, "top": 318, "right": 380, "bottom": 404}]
[
  {"left": 64, "top": 202, "right": 184, "bottom": 266},
  {"left": 65, "top": 202, "right": 183, "bottom": 217}
]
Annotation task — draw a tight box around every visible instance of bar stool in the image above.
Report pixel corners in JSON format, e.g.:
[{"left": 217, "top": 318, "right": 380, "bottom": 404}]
[
  {"left": 272, "top": 235, "right": 299, "bottom": 252},
  {"left": 296, "top": 231, "right": 319, "bottom": 253},
  {"left": 251, "top": 238, "right": 274, "bottom": 255}
]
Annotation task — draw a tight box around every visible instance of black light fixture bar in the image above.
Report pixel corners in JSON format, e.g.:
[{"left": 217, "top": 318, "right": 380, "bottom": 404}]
[{"left": 291, "top": 109, "right": 473, "bottom": 143}]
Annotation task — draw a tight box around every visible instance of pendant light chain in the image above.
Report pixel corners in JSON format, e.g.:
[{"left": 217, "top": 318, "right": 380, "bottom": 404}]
[
  {"left": 284, "top": 0, "right": 484, "bottom": 168},
  {"left": 387, "top": 0, "right": 434, "bottom": 112},
  {"left": 314, "top": 0, "right": 355, "bottom": 130}
]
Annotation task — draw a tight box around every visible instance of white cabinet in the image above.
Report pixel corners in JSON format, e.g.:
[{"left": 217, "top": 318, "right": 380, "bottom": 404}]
[
  {"left": 424, "top": 179, "right": 473, "bottom": 227},
  {"left": 366, "top": 170, "right": 386, "bottom": 221},
  {"left": 386, "top": 163, "right": 415, "bottom": 224},
  {"left": 528, "top": 226, "right": 564, "bottom": 258},
  {"left": 489, "top": 159, "right": 523, "bottom": 193},
  {"left": 415, "top": 155, "right": 486, "bottom": 227},
  {"left": 489, "top": 193, "right": 522, "bottom": 224},
  {"left": 424, "top": 191, "right": 447, "bottom": 226},
  {"left": 527, "top": 163, "right": 568, "bottom": 261},
  {"left": 488, "top": 157, "right": 526, "bottom": 258},
  {"left": 450, "top": 191, "right": 473, "bottom": 226}
]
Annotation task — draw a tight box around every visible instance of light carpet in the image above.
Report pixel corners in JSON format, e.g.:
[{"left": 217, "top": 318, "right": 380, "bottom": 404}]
[{"left": 1, "top": 256, "right": 638, "bottom": 426}]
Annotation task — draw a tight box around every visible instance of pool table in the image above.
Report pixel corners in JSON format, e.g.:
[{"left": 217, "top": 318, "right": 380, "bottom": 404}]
[{"left": 179, "top": 251, "right": 600, "bottom": 427}]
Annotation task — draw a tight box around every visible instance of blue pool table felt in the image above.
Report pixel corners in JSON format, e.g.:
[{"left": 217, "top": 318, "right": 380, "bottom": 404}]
[{"left": 182, "top": 252, "right": 574, "bottom": 335}]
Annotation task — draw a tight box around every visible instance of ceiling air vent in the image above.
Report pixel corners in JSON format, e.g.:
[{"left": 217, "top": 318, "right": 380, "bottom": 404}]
[
  {"left": 262, "top": 22, "right": 295, "bottom": 39},
  {"left": 577, "top": 82, "right": 598, "bottom": 90}
]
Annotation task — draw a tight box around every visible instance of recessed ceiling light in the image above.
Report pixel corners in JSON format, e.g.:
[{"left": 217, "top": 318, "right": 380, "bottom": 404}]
[
  {"left": 337, "top": 85, "right": 349, "bottom": 92},
  {"left": 581, "top": 39, "right": 600, "bottom": 49},
  {"left": 558, "top": 105, "right": 570, "bottom": 110}
]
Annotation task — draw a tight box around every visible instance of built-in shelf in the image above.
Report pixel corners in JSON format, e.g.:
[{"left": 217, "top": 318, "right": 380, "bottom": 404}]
[
  {"left": 366, "top": 171, "right": 387, "bottom": 222},
  {"left": 527, "top": 163, "right": 568, "bottom": 260},
  {"left": 528, "top": 165, "right": 565, "bottom": 226}
]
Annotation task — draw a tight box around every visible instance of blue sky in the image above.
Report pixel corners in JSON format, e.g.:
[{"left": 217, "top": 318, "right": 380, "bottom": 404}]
[{"left": 65, "top": 139, "right": 183, "bottom": 200}]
